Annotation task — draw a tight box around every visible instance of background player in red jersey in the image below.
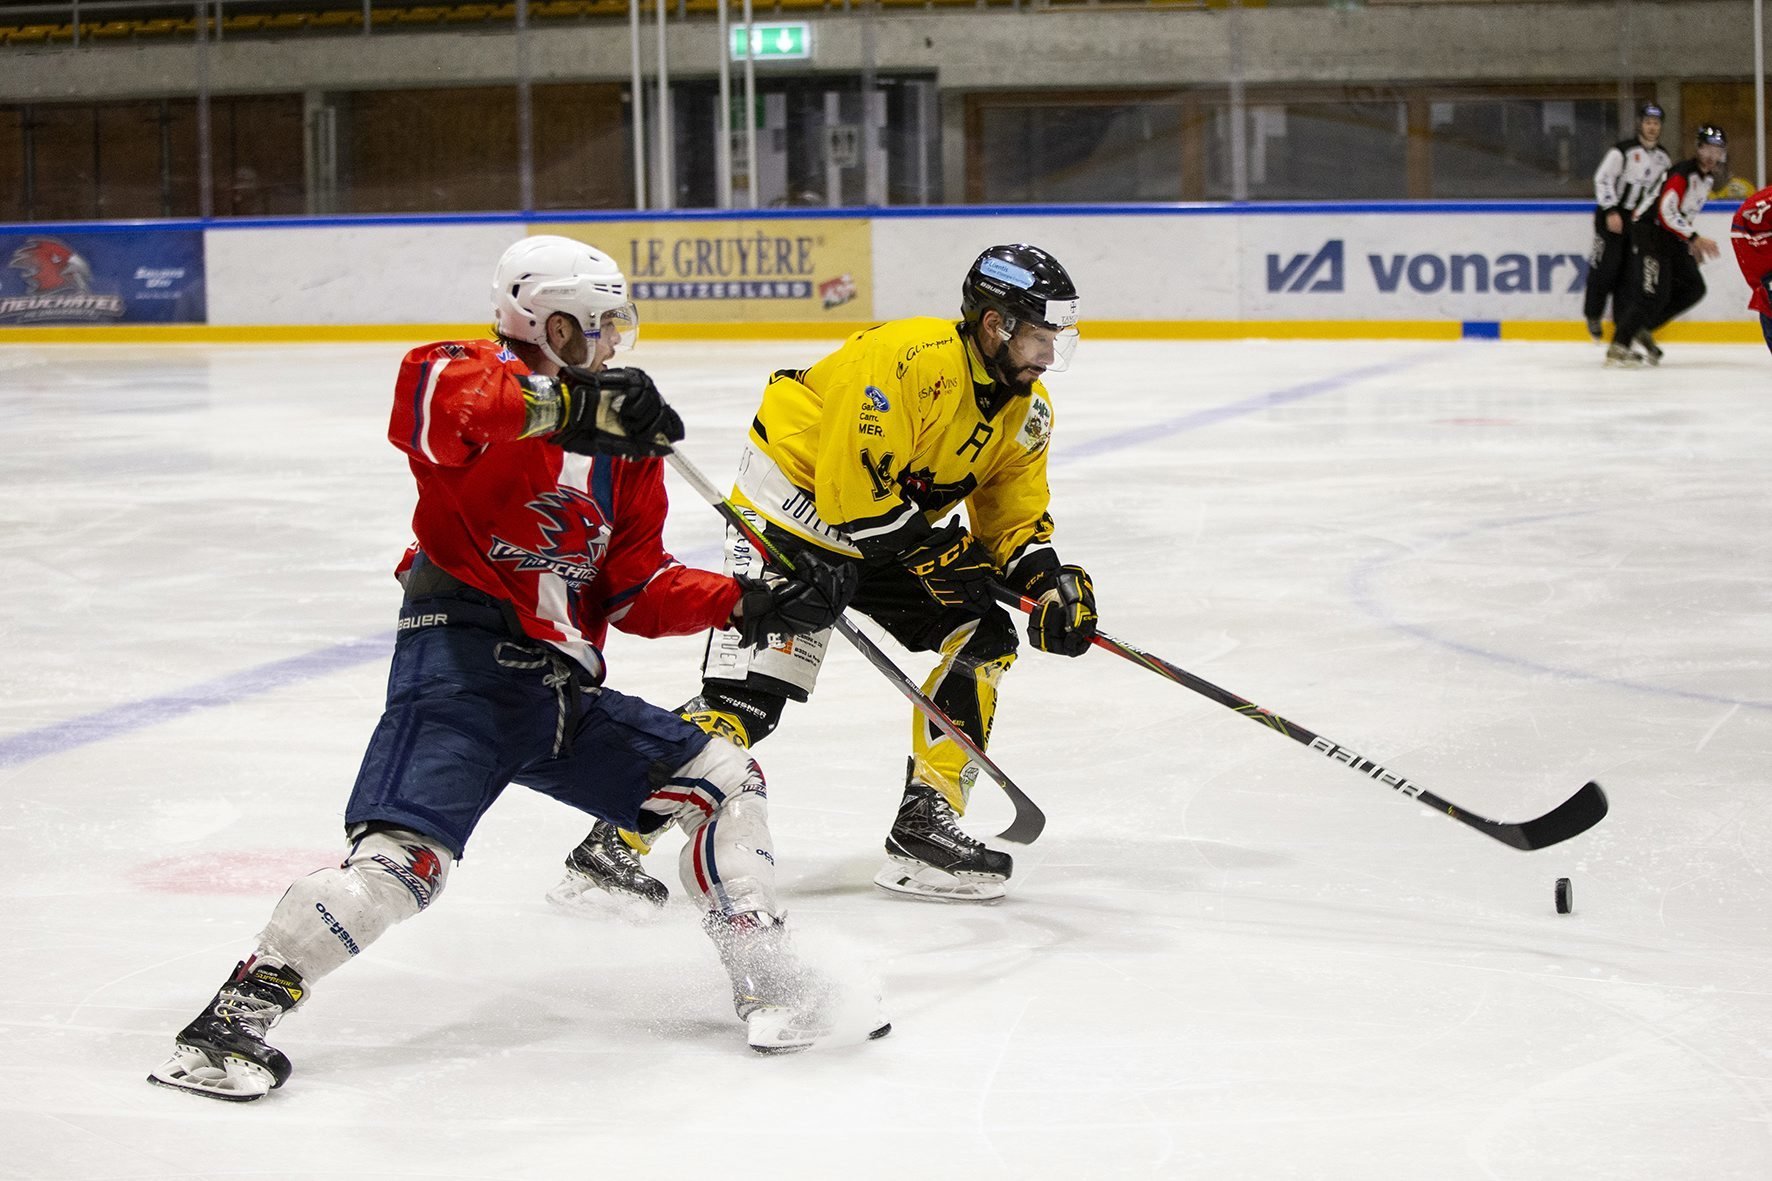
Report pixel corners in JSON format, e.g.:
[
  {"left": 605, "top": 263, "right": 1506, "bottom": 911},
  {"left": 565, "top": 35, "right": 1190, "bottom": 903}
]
[
  {"left": 1607, "top": 124, "right": 1727, "bottom": 367},
  {"left": 1730, "top": 183, "right": 1772, "bottom": 356},
  {"left": 146, "top": 235, "right": 875, "bottom": 1102}
]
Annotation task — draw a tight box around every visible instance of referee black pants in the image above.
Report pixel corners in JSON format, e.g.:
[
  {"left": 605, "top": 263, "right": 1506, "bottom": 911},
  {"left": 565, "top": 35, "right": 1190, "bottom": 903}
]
[{"left": 1583, "top": 209, "right": 1631, "bottom": 322}]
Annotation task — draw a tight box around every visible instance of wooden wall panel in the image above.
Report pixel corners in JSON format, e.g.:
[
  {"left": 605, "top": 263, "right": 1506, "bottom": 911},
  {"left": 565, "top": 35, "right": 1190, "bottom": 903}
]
[
  {"left": 533, "top": 82, "right": 630, "bottom": 210},
  {"left": 1682, "top": 81, "right": 1763, "bottom": 190},
  {"left": 27, "top": 105, "right": 97, "bottom": 221},
  {"left": 345, "top": 87, "right": 519, "bottom": 213},
  {"left": 95, "top": 103, "right": 166, "bottom": 218},
  {"left": 216, "top": 95, "right": 306, "bottom": 216},
  {"left": 0, "top": 108, "right": 23, "bottom": 222},
  {"left": 161, "top": 100, "right": 202, "bottom": 217}
]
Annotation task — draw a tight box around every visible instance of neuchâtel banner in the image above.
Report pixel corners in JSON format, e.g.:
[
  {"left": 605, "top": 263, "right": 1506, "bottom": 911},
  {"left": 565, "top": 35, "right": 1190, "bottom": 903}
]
[{"left": 535, "top": 219, "right": 871, "bottom": 325}]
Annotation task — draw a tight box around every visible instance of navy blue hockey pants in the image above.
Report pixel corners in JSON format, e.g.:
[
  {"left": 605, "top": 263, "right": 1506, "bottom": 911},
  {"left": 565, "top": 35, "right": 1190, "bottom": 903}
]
[{"left": 344, "top": 584, "right": 710, "bottom": 858}]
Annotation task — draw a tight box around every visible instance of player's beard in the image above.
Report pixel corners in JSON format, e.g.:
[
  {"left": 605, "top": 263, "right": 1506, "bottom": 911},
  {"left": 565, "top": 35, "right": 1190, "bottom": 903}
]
[
  {"left": 985, "top": 348, "right": 1043, "bottom": 400},
  {"left": 999, "top": 364, "right": 1042, "bottom": 400}
]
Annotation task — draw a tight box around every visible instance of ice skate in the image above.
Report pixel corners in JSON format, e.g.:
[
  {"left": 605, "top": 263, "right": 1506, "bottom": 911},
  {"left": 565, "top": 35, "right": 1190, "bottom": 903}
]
[
  {"left": 704, "top": 912, "right": 890, "bottom": 1053},
  {"left": 1585, "top": 317, "right": 1604, "bottom": 343},
  {"left": 1604, "top": 343, "right": 1642, "bottom": 368},
  {"left": 1633, "top": 330, "right": 1662, "bottom": 366},
  {"left": 546, "top": 819, "right": 669, "bottom": 916},
  {"left": 146, "top": 959, "right": 304, "bottom": 1102},
  {"left": 874, "top": 774, "right": 1012, "bottom": 903}
]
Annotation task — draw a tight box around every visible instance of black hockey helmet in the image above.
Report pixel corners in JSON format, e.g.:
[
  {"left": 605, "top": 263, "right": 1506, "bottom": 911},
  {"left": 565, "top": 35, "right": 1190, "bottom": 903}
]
[
  {"left": 1639, "top": 102, "right": 1664, "bottom": 121},
  {"left": 1696, "top": 123, "right": 1727, "bottom": 147},
  {"left": 961, "top": 244, "right": 1081, "bottom": 335}
]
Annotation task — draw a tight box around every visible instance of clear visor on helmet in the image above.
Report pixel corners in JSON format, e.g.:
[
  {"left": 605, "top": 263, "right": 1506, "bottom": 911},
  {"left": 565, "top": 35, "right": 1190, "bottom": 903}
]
[
  {"left": 1002, "top": 319, "right": 1080, "bottom": 373},
  {"left": 586, "top": 302, "right": 640, "bottom": 353}
]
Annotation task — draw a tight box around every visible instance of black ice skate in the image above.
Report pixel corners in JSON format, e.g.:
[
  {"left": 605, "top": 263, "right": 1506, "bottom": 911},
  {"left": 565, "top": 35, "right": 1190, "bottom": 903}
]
[
  {"left": 146, "top": 959, "right": 304, "bottom": 1102},
  {"left": 1585, "top": 317, "right": 1604, "bottom": 343},
  {"left": 1604, "top": 343, "right": 1642, "bottom": 368},
  {"left": 874, "top": 770, "right": 1013, "bottom": 903},
  {"left": 1633, "top": 330, "right": 1663, "bottom": 366},
  {"left": 545, "top": 819, "right": 669, "bottom": 914},
  {"left": 703, "top": 912, "right": 890, "bottom": 1054}
]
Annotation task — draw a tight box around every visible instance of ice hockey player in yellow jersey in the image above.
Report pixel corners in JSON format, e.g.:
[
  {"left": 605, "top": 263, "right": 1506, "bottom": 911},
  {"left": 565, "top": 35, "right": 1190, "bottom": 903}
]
[{"left": 549, "top": 244, "right": 1098, "bottom": 904}]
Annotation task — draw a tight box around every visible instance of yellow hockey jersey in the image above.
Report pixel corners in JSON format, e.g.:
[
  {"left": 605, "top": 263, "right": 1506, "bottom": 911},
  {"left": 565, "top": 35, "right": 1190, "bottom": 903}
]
[{"left": 740, "top": 316, "right": 1058, "bottom": 577}]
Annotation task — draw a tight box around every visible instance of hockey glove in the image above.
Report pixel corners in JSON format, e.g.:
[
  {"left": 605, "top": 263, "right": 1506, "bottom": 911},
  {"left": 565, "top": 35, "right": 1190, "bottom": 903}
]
[
  {"left": 551, "top": 366, "right": 685, "bottom": 458},
  {"left": 1023, "top": 564, "right": 1097, "bottom": 657},
  {"left": 901, "top": 521, "right": 999, "bottom": 615},
  {"left": 732, "top": 550, "right": 859, "bottom": 649}
]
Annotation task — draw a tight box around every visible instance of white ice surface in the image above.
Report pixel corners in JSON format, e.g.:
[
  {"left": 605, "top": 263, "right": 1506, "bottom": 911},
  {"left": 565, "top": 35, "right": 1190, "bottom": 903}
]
[{"left": 1, "top": 338, "right": 1768, "bottom": 1180}]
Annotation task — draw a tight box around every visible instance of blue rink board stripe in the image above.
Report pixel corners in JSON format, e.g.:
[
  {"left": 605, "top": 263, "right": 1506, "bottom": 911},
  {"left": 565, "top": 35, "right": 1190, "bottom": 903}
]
[{"left": 14, "top": 197, "right": 1754, "bottom": 237}]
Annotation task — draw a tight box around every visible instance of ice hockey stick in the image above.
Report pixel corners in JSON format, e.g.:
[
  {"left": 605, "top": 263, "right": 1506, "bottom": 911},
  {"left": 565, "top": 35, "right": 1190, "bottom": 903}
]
[
  {"left": 996, "top": 588, "right": 1606, "bottom": 851},
  {"left": 664, "top": 448, "right": 1046, "bottom": 844}
]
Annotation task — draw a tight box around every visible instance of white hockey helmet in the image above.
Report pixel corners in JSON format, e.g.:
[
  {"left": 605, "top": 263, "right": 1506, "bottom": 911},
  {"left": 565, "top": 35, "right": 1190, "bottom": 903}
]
[{"left": 491, "top": 234, "right": 639, "bottom": 367}]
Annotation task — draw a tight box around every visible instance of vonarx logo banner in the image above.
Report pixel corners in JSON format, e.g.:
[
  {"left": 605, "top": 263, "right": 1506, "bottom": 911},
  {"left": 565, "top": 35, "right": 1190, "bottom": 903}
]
[{"left": 1267, "top": 240, "right": 1590, "bottom": 296}]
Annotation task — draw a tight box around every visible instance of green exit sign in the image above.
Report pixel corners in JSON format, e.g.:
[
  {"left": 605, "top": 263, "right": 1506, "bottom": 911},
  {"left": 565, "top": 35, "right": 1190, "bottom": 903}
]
[{"left": 730, "top": 22, "right": 811, "bottom": 61}]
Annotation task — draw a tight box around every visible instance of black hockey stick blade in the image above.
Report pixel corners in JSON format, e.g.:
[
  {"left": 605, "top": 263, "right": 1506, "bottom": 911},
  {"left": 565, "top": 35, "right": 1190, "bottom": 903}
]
[
  {"left": 1456, "top": 780, "right": 1609, "bottom": 851},
  {"left": 995, "top": 784, "right": 1047, "bottom": 845}
]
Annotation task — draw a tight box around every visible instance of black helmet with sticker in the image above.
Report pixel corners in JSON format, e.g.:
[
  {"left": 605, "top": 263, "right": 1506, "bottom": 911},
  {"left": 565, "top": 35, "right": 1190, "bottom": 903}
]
[{"left": 961, "top": 244, "right": 1081, "bottom": 334}]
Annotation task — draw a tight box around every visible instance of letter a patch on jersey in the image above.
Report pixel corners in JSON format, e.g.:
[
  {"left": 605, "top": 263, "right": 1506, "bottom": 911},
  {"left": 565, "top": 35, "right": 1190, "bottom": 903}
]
[{"left": 860, "top": 449, "right": 896, "bottom": 499}]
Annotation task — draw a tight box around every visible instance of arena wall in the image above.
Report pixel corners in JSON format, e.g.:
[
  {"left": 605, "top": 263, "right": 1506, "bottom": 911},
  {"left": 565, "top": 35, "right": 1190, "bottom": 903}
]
[{"left": 0, "top": 204, "right": 1752, "bottom": 343}]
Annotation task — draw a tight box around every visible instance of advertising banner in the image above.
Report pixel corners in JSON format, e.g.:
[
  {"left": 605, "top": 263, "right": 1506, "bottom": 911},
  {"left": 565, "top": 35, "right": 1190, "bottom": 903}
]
[
  {"left": 535, "top": 218, "right": 872, "bottom": 324},
  {"left": 0, "top": 230, "right": 205, "bottom": 325},
  {"left": 876, "top": 208, "right": 1745, "bottom": 327},
  {"left": 1238, "top": 208, "right": 1741, "bottom": 322}
]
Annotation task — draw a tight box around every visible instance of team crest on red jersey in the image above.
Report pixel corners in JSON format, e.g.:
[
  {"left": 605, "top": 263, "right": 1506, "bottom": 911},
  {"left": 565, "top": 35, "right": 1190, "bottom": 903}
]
[{"left": 488, "top": 487, "right": 611, "bottom": 585}]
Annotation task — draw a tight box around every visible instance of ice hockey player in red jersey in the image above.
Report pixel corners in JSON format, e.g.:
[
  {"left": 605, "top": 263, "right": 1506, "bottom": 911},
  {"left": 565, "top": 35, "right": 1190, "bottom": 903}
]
[
  {"left": 1607, "top": 124, "right": 1727, "bottom": 367},
  {"left": 1730, "top": 183, "right": 1772, "bottom": 356},
  {"left": 146, "top": 235, "right": 877, "bottom": 1102}
]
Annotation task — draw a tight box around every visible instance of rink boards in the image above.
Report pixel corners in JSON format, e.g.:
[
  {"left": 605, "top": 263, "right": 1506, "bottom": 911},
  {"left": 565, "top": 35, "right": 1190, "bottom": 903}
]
[{"left": 0, "top": 201, "right": 1755, "bottom": 343}]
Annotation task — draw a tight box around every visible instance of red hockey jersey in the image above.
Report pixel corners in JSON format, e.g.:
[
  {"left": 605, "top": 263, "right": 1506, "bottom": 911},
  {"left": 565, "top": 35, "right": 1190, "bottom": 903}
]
[
  {"left": 1732, "top": 185, "right": 1772, "bottom": 318},
  {"left": 387, "top": 338, "right": 741, "bottom": 678}
]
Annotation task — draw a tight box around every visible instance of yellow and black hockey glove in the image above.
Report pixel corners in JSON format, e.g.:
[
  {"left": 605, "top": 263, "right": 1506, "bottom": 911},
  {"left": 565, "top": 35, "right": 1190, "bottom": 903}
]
[
  {"left": 901, "top": 521, "right": 999, "bottom": 615},
  {"left": 1024, "top": 564, "right": 1097, "bottom": 657}
]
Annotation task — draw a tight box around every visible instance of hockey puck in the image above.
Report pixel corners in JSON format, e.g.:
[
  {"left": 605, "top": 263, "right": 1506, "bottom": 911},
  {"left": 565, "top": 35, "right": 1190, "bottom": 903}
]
[{"left": 1554, "top": 877, "right": 1573, "bottom": 914}]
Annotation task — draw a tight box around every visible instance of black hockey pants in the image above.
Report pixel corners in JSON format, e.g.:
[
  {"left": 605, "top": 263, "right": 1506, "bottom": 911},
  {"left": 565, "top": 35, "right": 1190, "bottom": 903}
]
[
  {"left": 1583, "top": 209, "right": 1631, "bottom": 322},
  {"left": 1612, "top": 225, "right": 1706, "bottom": 348}
]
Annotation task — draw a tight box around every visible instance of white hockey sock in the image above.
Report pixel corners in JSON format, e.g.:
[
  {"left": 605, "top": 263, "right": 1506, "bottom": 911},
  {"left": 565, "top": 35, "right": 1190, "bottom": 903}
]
[
  {"left": 645, "top": 738, "right": 781, "bottom": 920},
  {"left": 254, "top": 828, "right": 452, "bottom": 983}
]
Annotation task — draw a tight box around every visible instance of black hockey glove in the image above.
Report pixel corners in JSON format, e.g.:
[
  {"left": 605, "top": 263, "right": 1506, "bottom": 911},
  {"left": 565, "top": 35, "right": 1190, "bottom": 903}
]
[
  {"left": 1022, "top": 564, "right": 1097, "bottom": 657},
  {"left": 900, "top": 521, "right": 999, "bottom": 615},
  {"left": 732, "top": 550, "right": 859, "bottom": 649},
  {"left": 551, "top": 365, "right": 684, "bottom": 458}
]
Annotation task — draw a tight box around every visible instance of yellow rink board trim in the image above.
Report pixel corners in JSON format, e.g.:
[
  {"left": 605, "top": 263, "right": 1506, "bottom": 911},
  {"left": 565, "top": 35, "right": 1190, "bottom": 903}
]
[
  {"left": 1501, "top": 320, "right": 1759, "bottom": 343},
  {"left": 0, "top": 320, "right": 1758, "bottom": 345}
]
